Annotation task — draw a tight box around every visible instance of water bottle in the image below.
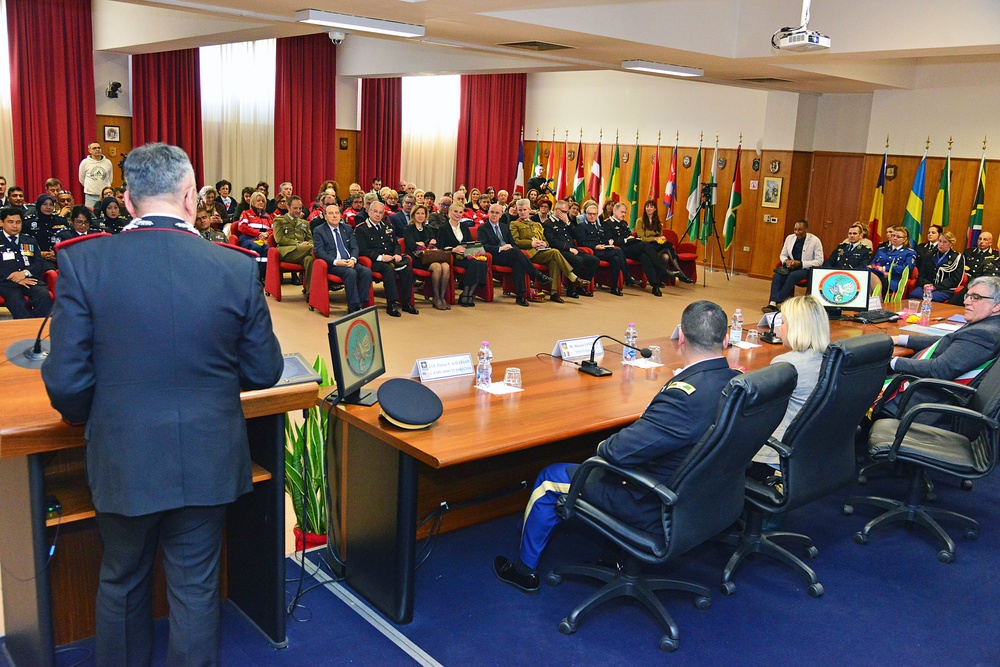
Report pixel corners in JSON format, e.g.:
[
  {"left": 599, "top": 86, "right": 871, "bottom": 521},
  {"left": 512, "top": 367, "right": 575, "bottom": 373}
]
[
  {"left": 623, "top": 323, "right": 638, "bottom": 362},
  {"left": 476, "top": 341, "right": 493, "bottom": 387},
  {"left": 921, "top": 286, "right": 934, "bottom": 324},
  {"left": 730, "top": 308, "right": 743, "bottom": 345}
]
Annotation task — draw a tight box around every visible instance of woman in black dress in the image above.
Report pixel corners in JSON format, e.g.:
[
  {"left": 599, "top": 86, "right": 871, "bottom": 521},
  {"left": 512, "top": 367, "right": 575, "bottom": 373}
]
[
  {"left": 403, "top": 205, "right": 451, "bottom": 310},
  {"left": 435, "top": 203, "right": 488, "bottom": 307}
]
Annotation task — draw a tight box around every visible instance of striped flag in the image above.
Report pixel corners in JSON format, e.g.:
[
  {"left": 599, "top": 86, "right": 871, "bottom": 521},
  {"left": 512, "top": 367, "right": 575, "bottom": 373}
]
[
  {"left": 646, "top": 138, "right": 660, "bottom": 204},
  {"left": 627, "top": 138, "right": 641, "bottom": 230},
  {"left": 513, "top": 130, "right": 525, "bottom": 194},
  {"left": 701, "top": 139, "right": 718, "bottom": 242},
  {"left": 556, "top": 135, "right": 568, "bottom": 199},
  {"left": 586, "top": 137, "right": 602, "bottom": 203},
  {"left": 723, "top": 144, "right": 742, "bottom": 250},
  {"left": 868, "top": 145, "right": 888, "bottom": 248},
  {"left": 901, "top": 150, "right": 926, "bottom": 249},
  {"left": 930, "top": 148, "right": 951, "bottom": 229},
  {"left": 546, "top": 131, "right": 557, "bottom": 182},
  {"left": 573, "top": 137, "right": 586, "bottom": 202},
  {"left": 967, "top": 148, "right": 987, "bottom": 249},
  {"left": 684, "top": 139, "right": 703, "bottom": 242},
  {"left": 663, "top": 139, "right": 678, "bottom": 227},
  {"left": 604, "top": 138, "right": 622, "bottom": 204}
]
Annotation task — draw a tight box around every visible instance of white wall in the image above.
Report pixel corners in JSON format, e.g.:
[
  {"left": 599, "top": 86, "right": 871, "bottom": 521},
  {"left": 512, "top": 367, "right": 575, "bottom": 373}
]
[
  {"left": 813, "top": 93, "right": 872, "bottom": 153},
  {"left": 94, "top": 51, "right": 131, "bottom": 117},
  {"left": 336, "top": 76, "right": 359, "bottom": 131}
]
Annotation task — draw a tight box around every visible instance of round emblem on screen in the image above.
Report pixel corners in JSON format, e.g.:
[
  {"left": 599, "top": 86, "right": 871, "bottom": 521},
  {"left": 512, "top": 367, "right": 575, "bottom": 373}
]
[
  {"left": 345, "top": 320, "right": 376, "bottom": 376},
  {"left": 816, "top": 271, "right": 861, "bottom": 305}
]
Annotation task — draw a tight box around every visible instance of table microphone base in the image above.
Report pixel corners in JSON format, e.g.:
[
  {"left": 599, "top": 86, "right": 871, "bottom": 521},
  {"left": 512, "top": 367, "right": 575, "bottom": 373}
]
[
  {"left": 579, "top": 361, "right": 613, "bottom": 377},
  {"left": 5, "top": 338, "right": 51, "bottom": 370},
  {"left": 759, "top": 332, "right": 782, "bottom": 345}
]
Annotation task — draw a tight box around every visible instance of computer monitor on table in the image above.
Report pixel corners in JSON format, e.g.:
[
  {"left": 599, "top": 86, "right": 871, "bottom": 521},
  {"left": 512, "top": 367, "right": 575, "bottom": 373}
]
[
  {"left": 809, "top": 267, "right": 871, "bottom": 318},
  {"left": 327, "top": 305, "right": 386, "bottom": 406}
]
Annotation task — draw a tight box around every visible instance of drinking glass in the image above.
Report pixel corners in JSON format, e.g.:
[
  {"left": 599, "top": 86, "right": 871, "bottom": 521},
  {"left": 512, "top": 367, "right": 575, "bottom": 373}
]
[
  {"left": 647, "top": 345, "right": 662, "bottom": 364},
  {"left": 746, "top": 330, "right": 759, "bottom": 345},
  {"left": 504, "top": 367, "right": 522, "bottom": 388}
]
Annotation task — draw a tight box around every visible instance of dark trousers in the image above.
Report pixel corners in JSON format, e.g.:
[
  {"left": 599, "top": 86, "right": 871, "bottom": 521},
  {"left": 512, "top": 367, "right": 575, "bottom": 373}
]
[
  {"left": 454, "top": 256, "right": 488, "bottom": 292},
  {"left": 327, "top": 263, "right": 373, "bottom": 310},
  {"left": 593, "top": 247, "right": 626, "bottom": 283},
  {"left": 371, "top": 260, "right": 414, "bottom": 305},
  {"left": 769, "top": 268, "right": 810, "bottom": 303},
  {"left": 95, "top": 505, "right": 227, "bottom": 667},
  {"left": 560, "top": 249, "right": 600, "bottom": 280},
  {"left": 238, "top": 236, "right": 268, "bottom": 279},
  {"left": 490, "top": 248, "right": 537, "bottom": 296},
  {"left": 0, "top": 280, "right": 53, "bottom": 319},
  {"left": 624, "top": 240, "right": 670, "bottom": 284}
]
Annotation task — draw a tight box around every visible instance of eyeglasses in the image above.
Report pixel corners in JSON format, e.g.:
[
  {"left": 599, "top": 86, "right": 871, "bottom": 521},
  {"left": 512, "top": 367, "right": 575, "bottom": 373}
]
[{"left": 964, "top": 293, "right": 997, "bottom": 303}]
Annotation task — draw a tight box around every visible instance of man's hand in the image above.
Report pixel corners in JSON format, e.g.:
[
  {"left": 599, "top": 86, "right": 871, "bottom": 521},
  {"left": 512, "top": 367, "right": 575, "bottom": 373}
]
[
  {"left": 499, "top": 243, "right": 512, "bottom": 252},
  {"left": 393, "top": 254, "right": 403, "bottom": 263},
  {"left": 41, "top": 250, "right": 56, "bottom": 261},
  {"left": 569, "top": 247, "right": 579, "bottom": 255},
  {"left": 531, "top": 238, "right": 545, "bottom": 248}
]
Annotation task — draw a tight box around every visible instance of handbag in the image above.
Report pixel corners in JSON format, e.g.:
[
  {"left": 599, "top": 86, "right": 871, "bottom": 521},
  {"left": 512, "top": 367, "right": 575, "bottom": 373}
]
[{"left": 419, "top": 249, "right": 451, "bottom": 265}]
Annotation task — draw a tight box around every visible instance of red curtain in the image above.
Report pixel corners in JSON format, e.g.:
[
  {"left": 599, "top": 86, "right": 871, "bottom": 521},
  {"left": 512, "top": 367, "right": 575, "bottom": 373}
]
[
  {"left": 359, "top": 78, "right": 402, "bottom": 190},
  {"left": 455, "top": 74, "right": 526, "bottom": 193},
  {"left": 274, "top": 34, "right": 337, "bottom": 200},
  {"left": 132, "top": 49, "right": 205, "bottom": 186},
  {"left": 7, "top": 0, "right": 96, "bottom": 201}
]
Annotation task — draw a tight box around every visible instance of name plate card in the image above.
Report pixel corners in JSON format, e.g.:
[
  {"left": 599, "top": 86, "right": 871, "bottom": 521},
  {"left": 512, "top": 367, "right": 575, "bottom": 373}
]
[
  {"left": 552, "top": 336, "right": 603, "bottom": 360},
  {"left": 410, "top": 353, "right": 475, "bottom": 382}
]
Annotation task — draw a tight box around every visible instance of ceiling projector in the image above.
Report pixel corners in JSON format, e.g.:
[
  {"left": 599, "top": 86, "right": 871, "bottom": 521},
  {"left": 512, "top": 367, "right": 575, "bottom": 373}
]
[{"left": 772, "top": 0, "right": 831, "bottom": 52}]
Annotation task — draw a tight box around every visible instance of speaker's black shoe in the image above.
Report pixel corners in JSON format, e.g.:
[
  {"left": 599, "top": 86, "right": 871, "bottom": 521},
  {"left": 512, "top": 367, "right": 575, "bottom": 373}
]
[
  {"left": 402, "top": 303, "right": 419, "bottom": 314},
  {"left": 652, "top": 285, "right": 662, "bottom": 297},
  {"left": 493, "top": 556, "right": 539, "bottom": 594}
]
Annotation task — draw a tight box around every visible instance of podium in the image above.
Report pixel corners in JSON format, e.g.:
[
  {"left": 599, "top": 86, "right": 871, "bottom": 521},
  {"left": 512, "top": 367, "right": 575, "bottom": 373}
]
[{"left": 0, "top": 319, "right": 317, "bottom": 666}]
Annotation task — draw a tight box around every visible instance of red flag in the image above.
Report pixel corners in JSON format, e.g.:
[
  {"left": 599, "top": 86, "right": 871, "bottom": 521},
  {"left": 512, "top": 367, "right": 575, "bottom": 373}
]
[
  {"left": 646, "top": 141, "right": 660, "bottom": 203},
  {"left": 663, "top": 141, "right": 678, "bottom": 225},
  {"left": 586, "top": 139, "right": 602, "bottom": 203},
  {"left": 556, "top": 137, "right": 568, "bottom": 199}
]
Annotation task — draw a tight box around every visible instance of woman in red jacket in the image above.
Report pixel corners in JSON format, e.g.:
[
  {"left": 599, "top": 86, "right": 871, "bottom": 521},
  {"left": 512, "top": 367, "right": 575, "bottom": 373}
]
[{"left": 237, "top": 191, "right": 273, "bottom": 280}]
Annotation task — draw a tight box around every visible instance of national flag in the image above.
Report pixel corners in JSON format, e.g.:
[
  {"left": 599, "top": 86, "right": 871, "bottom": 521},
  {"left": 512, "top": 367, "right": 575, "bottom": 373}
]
[
  {"left": 868, "top": 146, "right": 887, "bottom": 248},
  {"left": 531, "top": 130, "right": 541, "bottom": 173},
  {"left": 604, "top": 139, "right": 622, "bottom": 204},
  {"left": 546, "top": 132, "right": 557, "bottom": 182},
  {"left": 573, "top": 137, "right": 586, "bottom": 202},
  {"left": 723, "top": 144, "right": 742, "bottom": 251},
  {"left": 901, "top": 150, "right": 927, "bottom": 249},
  {"left": 646, "top": 140, "right": 660, "bottom": 204},
  {"left": 701, "top": 140, "right": 718, "bottom": 242},
  {"left": 930, "top": 149, "right": 951, "bottom": 230},
  {"left": 684, "top": 140, "right": 703, "bottom": 242},
  {"left": 627, "top": 139, "right": 641, "bottom": 230},
  {"left": 967, "top": 149, "right": 987, "bottom": 249},
  {"left": 663, "top": 140, "right": 678, "bottom": 226},
  {"left": 586, "top": 138, "right": 602, "bottom": 203},
  {"left": 556, "top": 136, "right": 568, "bottom": 199},
  {"left": 513, "top": 130, "right": 525, "bottom": 195}
]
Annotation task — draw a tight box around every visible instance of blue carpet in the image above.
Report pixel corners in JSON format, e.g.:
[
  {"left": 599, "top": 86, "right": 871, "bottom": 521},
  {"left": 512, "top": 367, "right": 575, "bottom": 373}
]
[{"left": 4, "top": 470, "right": 1000, "bottom": 665}]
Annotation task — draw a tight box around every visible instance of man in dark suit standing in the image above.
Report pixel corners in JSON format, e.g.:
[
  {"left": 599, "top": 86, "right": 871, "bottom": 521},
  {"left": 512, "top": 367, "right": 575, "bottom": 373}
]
[
  {"left": 1, "top": 207, "right": 53, "bottom": 318},
  {"left": 41, "top": 143, "right": 283, "bottom": 666},
  {"left": 478, "top": 203, "right": 551, "bottom": 307},
  {"left": 313, "top": 204, "right": 374, "bottom": 313},
  {"left": 354, "top": 200, "right": 418, "bottom": 317}
]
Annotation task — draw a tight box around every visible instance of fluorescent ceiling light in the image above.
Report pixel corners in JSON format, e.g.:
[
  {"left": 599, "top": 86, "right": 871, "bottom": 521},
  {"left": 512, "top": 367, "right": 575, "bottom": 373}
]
[
  {"left": 295, "top": 9, "right": 425, "bottom": 38},
  {"left": 621, "top": 60, "right": 703, "bottom": 78}
]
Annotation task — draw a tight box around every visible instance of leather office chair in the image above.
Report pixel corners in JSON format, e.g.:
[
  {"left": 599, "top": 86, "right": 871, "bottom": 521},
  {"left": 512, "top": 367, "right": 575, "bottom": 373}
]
[
  {"left": 720, "top": 334, "right": 894, "bottom": 597},
  {"left": 843, "top": 355, "right": 1000, "bottom": 562},
  {"left": 546, "top": 363, "right": 797, "bottom": 652}
]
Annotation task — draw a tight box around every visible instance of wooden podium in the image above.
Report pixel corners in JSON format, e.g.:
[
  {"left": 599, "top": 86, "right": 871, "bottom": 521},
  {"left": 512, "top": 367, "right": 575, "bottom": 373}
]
[{"left": 0, "top": 319, "right": 317, "bottom": 667}]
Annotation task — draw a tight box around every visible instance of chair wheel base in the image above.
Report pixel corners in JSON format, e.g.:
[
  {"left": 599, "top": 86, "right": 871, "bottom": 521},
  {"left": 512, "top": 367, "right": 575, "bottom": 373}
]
[
  {"left": 558, "top": 619, "right": 577, "bottom": 635},
  {"left": 720, "top": 581, "right": 736, "bottom": 596},
  {"left": 659, "top": 636, "right": 678, "bottom": 653},
  {"left": 938, "top": 549, "right": 955, "bottom": 564},
  {"left": 966, "top": 529, "right": 980, "bottom": 540},
  {"left": 806, "top": 545, "right": 819, "bottom": 559},
  {"left": 961, "top": 479, "right": 974, "bottom": 491},
  {"left": 807, "top": 583, "right": 824, "bottom": 598},
  {"left": 545, "top": 572, "right": 563, "bottom": 586},
  {"left": 856, "top": 475, "right": 867, "bottom": 485},
  {"left": 694, "top": 596, "right": 711, "bottom": 611},
  {"left": 853, "top": 532, "right": 868, "bottom": 545},
  {"left": 842, "top": 504, "right": 854, "bottom": 516}
]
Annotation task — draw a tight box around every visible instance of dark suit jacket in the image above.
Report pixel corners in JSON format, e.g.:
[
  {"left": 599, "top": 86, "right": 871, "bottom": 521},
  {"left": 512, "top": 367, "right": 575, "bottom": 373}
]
[
  {"left": 1, "top": 232, "right": 47, "bottom": 278},
  {"left": 388, "top": 211, "right": 410, "bottom": 240},
  {"left": 41, "top": 216, "right": 283, "bottom": 517},
  {"left": 355, "top": 221, "right": 403, "bottom": 262},
  {"left": 477, "top": 220, "right": 515, "bottom": 255},
  {"left": 314, "top": 221, "right": 360, "bottom": 266},
  {"left": 894, "top": 314, "right": 1000, "bottom": 379},
  {"left": 574, "top": 219, "right": 612, "bottom": 249}
]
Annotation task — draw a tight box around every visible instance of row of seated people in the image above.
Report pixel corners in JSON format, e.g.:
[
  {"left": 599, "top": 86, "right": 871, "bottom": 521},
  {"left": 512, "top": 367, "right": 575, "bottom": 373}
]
[{"left": 765, "top": 219, "right": 1000, "bottom": 313}]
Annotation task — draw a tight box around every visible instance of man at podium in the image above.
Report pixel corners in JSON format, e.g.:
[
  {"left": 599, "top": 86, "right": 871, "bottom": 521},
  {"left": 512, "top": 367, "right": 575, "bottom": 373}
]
[{"left": 41, "top": 143, "right": 283, "bottom": 666}]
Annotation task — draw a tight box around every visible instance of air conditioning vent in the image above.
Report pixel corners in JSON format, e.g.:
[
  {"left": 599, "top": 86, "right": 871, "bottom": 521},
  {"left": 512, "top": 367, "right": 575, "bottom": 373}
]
[
  {"left": 737, "top": 77, "right": 794, "bottom": 84},
  {"left": 499, "top": 41, "right": 572, "bottom": 51}
]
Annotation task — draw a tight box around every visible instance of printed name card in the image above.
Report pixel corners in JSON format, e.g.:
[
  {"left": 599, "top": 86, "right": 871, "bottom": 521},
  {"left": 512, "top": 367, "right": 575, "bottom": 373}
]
[
  {"left": 410, "top": 354, "right": 475, "bottom": 382},
  {"left": 552, "top": 336, "right": 603, "bottom": 360}
]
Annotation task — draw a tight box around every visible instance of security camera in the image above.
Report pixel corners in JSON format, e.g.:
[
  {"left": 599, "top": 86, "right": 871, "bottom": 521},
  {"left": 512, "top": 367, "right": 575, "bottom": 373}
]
[{"left": 328, "top": 31, "right": 346, "bottom": 45}]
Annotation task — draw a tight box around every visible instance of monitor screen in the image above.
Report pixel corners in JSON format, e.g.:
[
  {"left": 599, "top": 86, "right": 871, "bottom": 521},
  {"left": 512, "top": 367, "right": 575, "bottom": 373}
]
[
  {"left": 809, "top": 267, "right": 870, "bottom": 312},
  {"left": 327, "top": 305, "right": 386, "bottom": 405}
]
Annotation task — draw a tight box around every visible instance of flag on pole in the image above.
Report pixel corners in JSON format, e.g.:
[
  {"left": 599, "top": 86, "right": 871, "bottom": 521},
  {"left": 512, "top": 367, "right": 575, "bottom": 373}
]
[
  {"left": 723, "top": 144, "right": 742, "bottom": 251},
  {"left": 627, "top": 137, "right": 641, "bottom": 230},
  {"left": 586, "top": 136, "right": 602, "bottom": 203},
  {"left": 573, "top": 136, "right": 586, "bottom": 202},
  {"left": 901, "top": 149, "right": 927, "bottom": 249},
  {"left": 513, "top": 130, "right": 525, "bottom": 195},
  {"left": 664, "top": 138, "right": 678, "bottom": 227},
  {"left": 604, "top": 138, "right": 622, "bottom": 204},
  {"left": 546, "top": 131, "right": 557, "bottom": 182},
  {"left": 684, "top": 139, "right": 703, "bottom": 242},
  {"left": 868, "top": 143, "right": 888, "bottom": 248},
  {"left": 700, "top": 139, "right": 718, "bottom": 242},
  {"left": 646, "top": 138, "right": 660, "bottom": 204},
  {"left": 556, "top": 135, "right": 568, "bottom": 200},
  {"left": 967, "top": 147, "right": 987, "bottom": 249},
  {"left": 930, "top": 146, "right": 951, "bottom": 230}
]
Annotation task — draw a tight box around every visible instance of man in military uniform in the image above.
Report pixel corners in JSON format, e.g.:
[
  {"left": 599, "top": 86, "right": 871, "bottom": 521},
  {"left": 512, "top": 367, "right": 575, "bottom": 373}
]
[
  {"left": 272, "top": 195, "right": 315, "bottom": 291},
  {"left": 479, "top": 203, "right": 550, "bottom": 307},
  {"left": 543, "top": 199, "right": 598, "bottom": 298},
  {"left": 950, "top": 231, "right": 999, "bottom": 304},
  {"left": 23, "top": 194, "right": 66, "bottom": 273},
  {"left": 6, "top": 186, "right": 26, "bottom": 216},
  {"left": 494, "top": 300, "right": 739, "bottom": 593},
  {"left": 0, "top": 207, "right": 53, "bottom": 319},
  {"left": 194, "top": 207, "right": 227, "bottom": 243},
  {"left": 824, "top": 223, "right": 872, "bottom": 270},
  {"left": 573, "top": 202, "right": 629, "bottom": 296},
  {"left": 510, "top": 199, "right": 588, "bottom": 303},
  {"left": 355, "top": 201, "right": 418, "bottom": 317}
]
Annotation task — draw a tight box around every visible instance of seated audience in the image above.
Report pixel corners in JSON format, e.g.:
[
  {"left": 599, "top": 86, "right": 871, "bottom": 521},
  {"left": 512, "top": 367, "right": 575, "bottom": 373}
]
[
  {"left": 355, "top": 201, "right": 418, "bottom": 317},
  {"left": 634, "top": 200, "right": 695, "bottom": 284},
  {"left": 493, "top": 300, "right": 738, "bottom": 593},
  {"left": 97, "top": 196, "right": 130, "bottom": 234},
  {"left": 55, "top": 190, "right": 75, "bottom": 218},
  {"left": 24, "top": 194, "right": 65, "bottom": 272},
  {"left": 764, "top": 220, "right": 824, "bottom": 312},
  {"left": 57, "top": 206, "right": 99, "bottom": 243},
  {"left": 235, "top": 186, "right": 254, "bottom": 217},
  {"left": 389, "top": 194, "right": 415, "bottom": 240},
  {"left": 313, "top": 204, "right": 373, "bottom": 314},
  {"left": 216, "top": 180, "right": 238, "bottom": 220},
  {"left": 92, "top": 187, "right": 115, "bottom": 216},
  {"left": 869, "top": 226, "right": 917, "bottom": 295},
  {"left": 916, "top": 224, "right": 943, "bottom": 263},
  {"left": 0, "top": 207, "right": 53, "bottom": 319},
  {"left": 6, "top": 187, "right": 26, "bottom": 216},
  {"left": 237, "top": 191, "right": 273, "bottom": 280},
  {"left": 950, "top": 231, "right": 999, "bottom": 304},
  {"left": 199, "top": 185, "right": 229, "bottom": 224},
  {"left": 824, "top": 222, "right": 872, "bottom": 270},
  {"left": 44, "top": 178, "right": 62, "bottom": 199},
  {"left": 435, "top": 202, "right": 488, "bottom": 307},
  {"left": 194, "top": 206, "right": 227, "bottom": 243},
  {"left": 909, "top": 230, "right": 963, "bottom": 302},
  {"left": 544, "top": 200, "right": 599, "bottom": 298},
  {"left": 427, "top": 195, "right": 452, "bottom": 229},
  {"left": 272, "top": 195, "right": 315, "bottom": 291},
  {"left": 479, "top": 203, "right": 551, "bottom": 307},
  {"left": 604, "top": 201, "right": 674, "bottom": 296},
  {"left": 403, "top": 204, "right": 450, "bottom": 310},
  {"left": 573, "top": 202, "right": 629, "bottom": 296},
  {"left": 510, "top": 198, "right": 588, "bottom": 304}
]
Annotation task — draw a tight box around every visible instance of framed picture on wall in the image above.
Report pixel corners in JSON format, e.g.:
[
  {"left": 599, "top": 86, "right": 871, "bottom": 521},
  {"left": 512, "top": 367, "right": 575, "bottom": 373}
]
[
  {"left": 762, "top": 176, "right": 782, "bottom": 209},
  {"left": 104, "top": 125, "right": 120, "bottom": 142}
]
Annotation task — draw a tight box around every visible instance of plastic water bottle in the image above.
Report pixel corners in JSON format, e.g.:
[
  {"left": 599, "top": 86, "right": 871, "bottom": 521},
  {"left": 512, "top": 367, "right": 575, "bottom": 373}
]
[
  {"left": 921, "top": 286, "right": 934, "bottom": 324},
  {"left": 623, "top": 323, "right": 638, "bottom": 362},
  {"left": 476, "top": 341, "right": 493, "bottom": 387},
  {"left": 730, "top": 308, "right": 744, "bottom": 345}
]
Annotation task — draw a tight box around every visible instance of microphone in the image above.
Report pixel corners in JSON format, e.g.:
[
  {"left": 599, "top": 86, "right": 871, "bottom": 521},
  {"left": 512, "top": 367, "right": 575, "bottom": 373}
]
[
  {"left": 579, "top": 335, "right": 652, "bottom": 377},
  {"left": 759, "top": 311, "right": 782, "bottom": 345},
  {"left": 5, "top": 308, "right": 53, "bottom": 370}
]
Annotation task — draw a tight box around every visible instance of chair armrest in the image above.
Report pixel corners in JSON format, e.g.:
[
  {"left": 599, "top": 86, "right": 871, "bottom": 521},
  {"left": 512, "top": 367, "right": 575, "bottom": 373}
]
[
  {"left": 358, "top": 256, "right": 373, "bottom": 269},
  {"left": 895, "top": 378, "right": 977, "bottom": 414},
  {"left": 562, "top": 456, "right": 678, "bottom": 520},
  {"left": 761, "top": 436, "right": 793, "bottom": 459},
  {"left": 885, "top": 404, "right": 999, "bottom": 461},
  {"left": 577, "top": 246, "right": 595, "bottom": 255}
]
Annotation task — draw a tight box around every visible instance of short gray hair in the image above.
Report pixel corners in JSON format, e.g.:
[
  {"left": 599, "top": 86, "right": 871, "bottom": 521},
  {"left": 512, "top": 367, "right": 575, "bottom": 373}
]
[
  {"left": 123, "top": 143, "right": 194, "bottom": 203},
  {"left": 969, "top": 276, "right": 1000, "bottom": 301},
  {"left": 516, "top": 198, "right": 530, "bottom": 208}
]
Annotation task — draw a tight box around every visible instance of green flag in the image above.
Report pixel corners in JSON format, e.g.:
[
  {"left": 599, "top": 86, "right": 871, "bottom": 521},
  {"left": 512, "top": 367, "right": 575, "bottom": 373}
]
[
  {"left": 684, "top": 143, "right": 702, "bottom": 242},
  {"left": 627, "top": 140, "right": 641, "bottom": 230},
  {"left": 901, "top": 152, "right": 927, "bottom": 248},
  {"left": 930, "top": 151, "right": 950, "bottom": 229},
  {"left": 723, "top": 145, "right": 742, "bottom": 250}
]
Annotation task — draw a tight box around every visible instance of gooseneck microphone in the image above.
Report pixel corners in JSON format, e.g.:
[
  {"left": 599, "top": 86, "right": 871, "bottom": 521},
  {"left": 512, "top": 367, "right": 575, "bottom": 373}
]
[
  {"left": 759, "top": 311, "right": 782, "bottom": 345},
  {"left": 579, "top": 335, "right": 652, "bottom": 377},
  {"left": 4, "top": 308, "right": 52, "bottom": 370}
]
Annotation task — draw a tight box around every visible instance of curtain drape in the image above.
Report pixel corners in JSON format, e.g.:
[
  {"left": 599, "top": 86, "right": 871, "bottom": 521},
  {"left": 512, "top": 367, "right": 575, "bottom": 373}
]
[
  {"left": 0, "top": 1, "right": 16, "bottom": 186},
  {"left": 400, "top": 75, "right": 460, "bottom": 196},
  {"left": 359, "top": 77, "right": 402, "bottom": 190},
  {"left": 133, "top": 49, "right": 204, "bottom": 186},
  {"left": 200, "top": 39, "right": 276, "bottom": 192},
  {"left": 274, "top": 33, "right": 337, "bottom": 201},
  {"left": 7, "top": 0, "right": 95, "bottom": 201},
  {"left": 455, "top": 73, "right": 526, "bottom": 194}
]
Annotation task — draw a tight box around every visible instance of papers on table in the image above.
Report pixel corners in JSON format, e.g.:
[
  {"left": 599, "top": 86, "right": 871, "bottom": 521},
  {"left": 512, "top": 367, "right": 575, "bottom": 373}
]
[
  {"left": 899, "top": 324, "right": 948, "bottom": 337},
  {"left": 622, "top": 358, "right": 664, "bottom": 369},
  {"left": 477, "top": 381, "right": 523, "bottom": 395},
  {"left": 732, "top": 340, "right": 761, "bottom": 349}
]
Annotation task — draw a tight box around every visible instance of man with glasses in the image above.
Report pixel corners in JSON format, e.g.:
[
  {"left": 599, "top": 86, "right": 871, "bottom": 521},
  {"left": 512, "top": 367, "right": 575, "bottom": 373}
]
[
  {"left": 573, "top": 202, "right": 629, "bottom": 296},
  {"left": 544, "top": 199, "right": 598, "bottom": 297},
  {"left": 79, "top": 141, "right": 114, "bottom": 208}
]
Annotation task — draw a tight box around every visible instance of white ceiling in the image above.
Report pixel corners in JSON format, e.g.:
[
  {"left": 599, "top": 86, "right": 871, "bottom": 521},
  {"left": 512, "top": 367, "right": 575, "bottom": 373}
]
[{"left": 109, "top": 0, "right": 1000, "bottom": 94}]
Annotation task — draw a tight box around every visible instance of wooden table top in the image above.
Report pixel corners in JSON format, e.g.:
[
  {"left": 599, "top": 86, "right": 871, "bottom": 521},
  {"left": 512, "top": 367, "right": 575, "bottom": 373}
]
[
  {"left": 0, "top": 319, "right": 319, "bottom": 460},
  {"left": 335, "top": 302, "right": 966, "bottom": 470}
]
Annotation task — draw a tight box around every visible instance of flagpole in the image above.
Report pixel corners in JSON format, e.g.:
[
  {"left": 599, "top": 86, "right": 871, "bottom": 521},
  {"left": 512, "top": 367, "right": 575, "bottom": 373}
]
[{"left": 730, "top": 132, "right": 742, "bottom": 275}]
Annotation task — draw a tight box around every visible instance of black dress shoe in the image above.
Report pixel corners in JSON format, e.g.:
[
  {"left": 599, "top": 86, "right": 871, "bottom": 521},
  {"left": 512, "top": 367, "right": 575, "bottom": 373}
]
[
  {"left": 536, "top": 274, "right": 553, "bottom": 285},
  {"left": 459, "top": 294, "right": 474, "bottom": 307},
  {"left": 652, "top": 286, "right": 662, "bottom": 297},
  {"left": 290, "top": 274, "right": 302, "bottom": 286},
  {"left": 624, "top": 277, "right": 638, "bottom": 287},
  {"left": 566, "top": 286, "right": 580, "bottom": 298},
  {"left": 386, "top": 304, "right": 401, "bottom": 317},
  {"left": 579, "top": 287, "right": 594, "bottom": 297},
  {"left": 677, "top": 272, "right": 695, "bottom": 284},
  {"left": 610, "top": 288, "right": 623, "bottom": 297},
  {"left": 402, "top": 303, "right": 419, "bottom": 315},
  {"left": 550, "top": 293, "right": 565, "bottom": 303},
  {"left": 493, "top": 556, "right": 539, "bottom": 594},
  {"left": 515, "top": 296, "right": 530, "bottom": 307}
]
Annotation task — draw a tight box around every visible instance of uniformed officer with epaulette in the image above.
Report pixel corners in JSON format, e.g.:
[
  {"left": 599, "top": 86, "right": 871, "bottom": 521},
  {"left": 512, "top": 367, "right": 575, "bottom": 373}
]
[
  {"left": 271, "top": 195, "right": 315, "bottom": 292},
  {"left": 824, "top": 222, "right": 872, "bottom": 270},
  {"left": 0, "top": 207, "right": 53, "bottom": 319},
  {"left": 494, "top": 301, "right": 740, "bottom": 593},
  {"left": 23, "top": 194, "right": 66, "bottom": 272},
  {"left": 355, "top": 200, "right": 417, "bottom": 317},
  {"left": 950, "top": 231, "right": 1000, "bottom": 304},
  {"left": 542, "top": 199, "right": 599, "bottom": 298},
  {"left": 194, "top": 207, "right": 228, "bottom": 243}
]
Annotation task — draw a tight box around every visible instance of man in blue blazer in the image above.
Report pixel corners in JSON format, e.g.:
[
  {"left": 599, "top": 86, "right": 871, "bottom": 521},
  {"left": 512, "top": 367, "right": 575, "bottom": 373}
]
[
  {"left": 42, "top": 143, "right": 283, "bottom": 666},
  {"left": 313, "top": 203, "right": 373, "bottom": 313}
]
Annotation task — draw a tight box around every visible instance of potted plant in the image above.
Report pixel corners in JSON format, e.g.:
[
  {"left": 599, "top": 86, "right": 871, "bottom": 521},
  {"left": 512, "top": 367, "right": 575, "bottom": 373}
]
[{"left": 285, "top": 355, "right": 332, "bottom": 551}]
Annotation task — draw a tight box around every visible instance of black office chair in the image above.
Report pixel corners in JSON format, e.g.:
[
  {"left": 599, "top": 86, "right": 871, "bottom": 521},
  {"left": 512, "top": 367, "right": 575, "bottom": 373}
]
[
  {"left": 843, "top": 355, "right": 1000, "bottom": 562},
  {"left": 720, "top": 334, "right": 894, "bottom": 597},
  {"left": 545, "top": 363, "right": 797, "bottom": 653}
]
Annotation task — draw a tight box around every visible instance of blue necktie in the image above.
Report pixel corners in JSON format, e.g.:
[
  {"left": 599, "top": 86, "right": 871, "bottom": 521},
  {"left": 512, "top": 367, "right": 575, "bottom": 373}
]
[
  {"left": 334, "top": 228, "right": 350, "bottom": 260},
  {"left": 493, "top": 224, "right": 501, "bottom": 241}
]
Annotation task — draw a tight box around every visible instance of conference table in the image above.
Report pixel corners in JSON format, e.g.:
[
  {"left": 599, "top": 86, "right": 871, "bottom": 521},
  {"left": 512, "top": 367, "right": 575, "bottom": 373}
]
[
  {"left": 328, "top": 303, "right": 965, "bottom": 624},
  {"left": 0, "top": 319, "right": 318, "bottom": 667}
]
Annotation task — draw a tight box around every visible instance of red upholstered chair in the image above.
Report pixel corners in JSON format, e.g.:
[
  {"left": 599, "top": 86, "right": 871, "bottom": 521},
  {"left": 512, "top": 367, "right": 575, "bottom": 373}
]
[
  {"left": 306, "top": 257, "right": 375, "bottom": 318},
  {"left": 663, "top": 230, "right": 697, "bottom": 282},
  {"left": 578, "top": 245, "right": 623, "bottom": 293},
  {"left": 264, "top": 236, "right": 304, "bottom": 302},
  {"left": 43, "top": 270, "right": 57, "bottom": 299}
]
